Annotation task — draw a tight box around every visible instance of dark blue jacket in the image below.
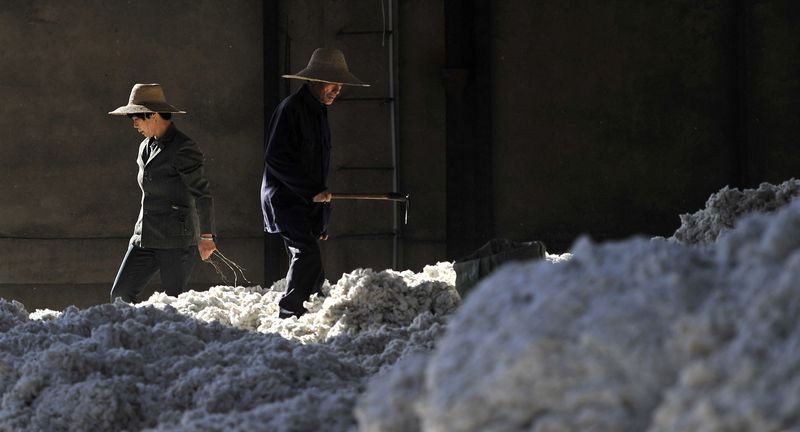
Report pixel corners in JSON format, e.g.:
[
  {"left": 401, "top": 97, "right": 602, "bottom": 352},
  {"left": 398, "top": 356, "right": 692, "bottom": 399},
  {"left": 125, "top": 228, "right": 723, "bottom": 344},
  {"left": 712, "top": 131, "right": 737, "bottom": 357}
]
[{"left": 261, "top": 84, "right": 331, "bottom": 236}]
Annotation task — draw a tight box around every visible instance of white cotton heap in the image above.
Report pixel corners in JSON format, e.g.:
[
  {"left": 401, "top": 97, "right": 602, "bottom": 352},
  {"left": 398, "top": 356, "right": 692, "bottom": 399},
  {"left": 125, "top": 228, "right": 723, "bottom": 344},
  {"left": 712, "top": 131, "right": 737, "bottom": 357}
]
[
  {"left": 357, "top": 195, "right": 800, "bottom": 431},
  {"left": 0, "top": 299, "right": 27, "bottom": 332},
  {"left": 0, "top": 263, "right": 459, "bottom": 432},
  {"left": 546, "top": 252, "right": 572, "bottom": 263},
  {"left": 5, "top": 180, "right": 800, "bottom": 432},
  {"left": 356, "top": 353, "right": 430, "bottom": 432},
  {"left": 670, "top": 178, "right": 800, "bottom": 245},
  {"left": 649, "top": 198, "right": 800, "bottom": 431},
  {"left": 138, "top": 263, "right": 459, "bottom": 345}
]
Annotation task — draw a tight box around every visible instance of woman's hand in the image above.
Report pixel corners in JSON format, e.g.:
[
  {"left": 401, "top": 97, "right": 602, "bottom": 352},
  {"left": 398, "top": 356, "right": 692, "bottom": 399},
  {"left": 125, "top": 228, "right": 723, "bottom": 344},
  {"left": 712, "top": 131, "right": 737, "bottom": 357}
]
[{"left": 198, "top": 235, "right": 217, "bottom": 260}]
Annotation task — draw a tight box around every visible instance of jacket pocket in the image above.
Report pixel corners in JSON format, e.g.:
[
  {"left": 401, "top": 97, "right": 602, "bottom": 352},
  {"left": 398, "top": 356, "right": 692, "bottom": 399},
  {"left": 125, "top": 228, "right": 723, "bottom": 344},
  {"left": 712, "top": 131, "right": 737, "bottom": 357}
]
[{"left": 170, "top": 204, "right": 192, "bottom": 236}]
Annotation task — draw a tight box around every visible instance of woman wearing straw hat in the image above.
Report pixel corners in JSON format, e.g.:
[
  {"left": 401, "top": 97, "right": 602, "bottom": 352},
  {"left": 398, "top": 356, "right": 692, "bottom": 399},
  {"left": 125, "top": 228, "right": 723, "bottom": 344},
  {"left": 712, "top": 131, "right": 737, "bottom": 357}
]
[
  {"left": 261, "top": 48, "right": 368, "bottom": 319},
  {"left": 108, "top": 83, "right": 217, "bottom": 303}
]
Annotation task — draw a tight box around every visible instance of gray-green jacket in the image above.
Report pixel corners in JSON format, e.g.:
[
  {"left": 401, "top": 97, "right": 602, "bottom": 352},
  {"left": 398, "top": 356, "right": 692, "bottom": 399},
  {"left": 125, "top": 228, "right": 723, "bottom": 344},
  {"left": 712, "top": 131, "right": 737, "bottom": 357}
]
[{"left": 130, "top": 123, "right": 215, "bottom": 248}]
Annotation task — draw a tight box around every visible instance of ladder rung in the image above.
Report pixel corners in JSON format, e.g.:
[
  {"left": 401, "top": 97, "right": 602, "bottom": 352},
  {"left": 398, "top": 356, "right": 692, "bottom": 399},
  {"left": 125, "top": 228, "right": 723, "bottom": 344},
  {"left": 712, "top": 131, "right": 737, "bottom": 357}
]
[
  {"left": 338, "top": 166, "right": 394, "bottom": 171},
  {"left": 336, "top": 97, "right": 394, "bottom": 102},
  {"left": 337, "top": 30, "right": 394, "bottom": 36}
]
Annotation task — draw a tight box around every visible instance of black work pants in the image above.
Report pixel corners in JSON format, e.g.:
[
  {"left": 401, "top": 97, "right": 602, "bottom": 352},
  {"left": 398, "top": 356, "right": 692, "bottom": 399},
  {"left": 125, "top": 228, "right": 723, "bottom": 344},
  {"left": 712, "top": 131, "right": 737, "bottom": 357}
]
[
  {"left": 278, "top": 226, "right": 324, "bottom": 314},
  {"left": 110, "top": 244, "right": 198, "bottom": 303}
]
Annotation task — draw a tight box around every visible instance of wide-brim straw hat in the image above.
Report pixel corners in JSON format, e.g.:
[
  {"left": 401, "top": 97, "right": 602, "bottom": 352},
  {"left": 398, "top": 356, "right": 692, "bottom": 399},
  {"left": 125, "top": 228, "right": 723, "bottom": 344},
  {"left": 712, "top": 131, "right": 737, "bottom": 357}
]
[
  {"left": 282, "top": 48, "right": 369, "bottom": 87},
  {"left": 108, "top": 83, "right": 186, "bottom": 115}
]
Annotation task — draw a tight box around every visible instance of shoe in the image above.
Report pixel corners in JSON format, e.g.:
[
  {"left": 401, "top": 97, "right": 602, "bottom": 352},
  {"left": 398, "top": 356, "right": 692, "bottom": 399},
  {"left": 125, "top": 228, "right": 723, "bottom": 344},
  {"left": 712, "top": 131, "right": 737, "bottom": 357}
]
[{"left": 278, "top": 307, "right": 306, "bottom": 319}]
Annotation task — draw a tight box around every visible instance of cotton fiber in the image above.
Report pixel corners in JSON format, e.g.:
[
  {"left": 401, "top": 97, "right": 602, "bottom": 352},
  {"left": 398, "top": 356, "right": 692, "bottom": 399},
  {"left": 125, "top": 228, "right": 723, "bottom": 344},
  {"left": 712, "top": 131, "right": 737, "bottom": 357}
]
[
  {"left": 357, "top": 185, "right": 800, "bottom": 431},
  {"left": 0, "top": 264, "right": 459, "bottom": 431}
]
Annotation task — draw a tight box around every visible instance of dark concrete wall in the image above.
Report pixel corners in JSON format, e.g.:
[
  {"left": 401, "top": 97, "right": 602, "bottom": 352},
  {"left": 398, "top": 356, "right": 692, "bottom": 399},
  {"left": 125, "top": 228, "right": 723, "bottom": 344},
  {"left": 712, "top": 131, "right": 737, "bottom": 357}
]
[
  {"left": 0, "top": 1, "right": 264, "bottom": 309},
  {"left": 493, "top": 1, "right": 736, "bottom": 250},
  {"left": 747, "top": 2, "right": 800, "bottom": 184},
  {"left": 397, "top": 0, "right": 447, "bottom": 270},
  {"left": 491, "top": 0, "right": 800, "bottom": 252}
]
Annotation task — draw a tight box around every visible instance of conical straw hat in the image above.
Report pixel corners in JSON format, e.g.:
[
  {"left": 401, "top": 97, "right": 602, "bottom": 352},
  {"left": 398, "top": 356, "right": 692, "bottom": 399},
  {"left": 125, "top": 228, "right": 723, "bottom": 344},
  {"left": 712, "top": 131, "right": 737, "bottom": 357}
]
[
  {"left": 282, "top": 48, "right": 369, "bottom": 87},
  {"left": 109, "top": 83, "right": 186, "bottom": 115}
]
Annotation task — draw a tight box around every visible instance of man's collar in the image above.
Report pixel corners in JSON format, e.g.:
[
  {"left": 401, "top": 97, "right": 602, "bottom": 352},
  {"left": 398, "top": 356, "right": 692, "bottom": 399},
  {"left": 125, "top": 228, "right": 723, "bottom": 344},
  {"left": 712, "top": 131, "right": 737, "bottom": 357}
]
[
  {"left": 152, "top": 122, "right": 177, "bottom": 145},
  {"left": 299, "top": 84, "right": 325, "bottom": 111}
]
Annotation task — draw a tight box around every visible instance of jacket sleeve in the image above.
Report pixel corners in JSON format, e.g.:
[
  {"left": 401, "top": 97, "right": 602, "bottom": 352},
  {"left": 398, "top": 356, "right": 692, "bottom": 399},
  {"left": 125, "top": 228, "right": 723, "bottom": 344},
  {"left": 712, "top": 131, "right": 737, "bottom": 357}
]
[
  {"left": 174, "top": 141, "right": 215, "bottom": 234},
  {"left": 264, "top": 107, "right": 326, "bottom": 203}
]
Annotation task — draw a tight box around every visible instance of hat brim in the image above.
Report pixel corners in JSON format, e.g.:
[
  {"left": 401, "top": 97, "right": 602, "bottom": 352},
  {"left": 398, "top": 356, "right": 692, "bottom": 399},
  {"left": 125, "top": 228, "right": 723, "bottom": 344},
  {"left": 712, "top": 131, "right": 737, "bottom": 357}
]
[
  {"left": 282, "top": 69, "right": 369, "bottom": 87},
  {"left": 108, "top": 102, "right": 186, "bottom": 116}
]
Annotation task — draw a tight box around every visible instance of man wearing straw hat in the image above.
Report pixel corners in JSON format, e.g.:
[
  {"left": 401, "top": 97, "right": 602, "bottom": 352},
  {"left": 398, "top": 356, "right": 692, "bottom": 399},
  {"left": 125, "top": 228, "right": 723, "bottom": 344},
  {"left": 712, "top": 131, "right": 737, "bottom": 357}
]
[
  {"left": 261, "top": 48, "right": 368, "bottom": 319},
  {"left": 108, "top": 83, "right": 217, "bottom": 303}
]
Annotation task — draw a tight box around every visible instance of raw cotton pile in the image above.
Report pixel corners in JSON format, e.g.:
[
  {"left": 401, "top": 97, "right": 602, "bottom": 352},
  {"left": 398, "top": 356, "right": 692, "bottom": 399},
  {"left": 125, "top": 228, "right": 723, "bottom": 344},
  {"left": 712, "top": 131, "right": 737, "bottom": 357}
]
[
  {"left": 5, "top": 178, "right": 796, "bottom": 432},
  {"left": 670, "top": 178, "right": 800, "bottom": 245},
  {"left": 356, "top": 196, "right": 800, "bottom": 431},
  {"left": 0, "top": 263, "right": 460, "bottom": 431}
]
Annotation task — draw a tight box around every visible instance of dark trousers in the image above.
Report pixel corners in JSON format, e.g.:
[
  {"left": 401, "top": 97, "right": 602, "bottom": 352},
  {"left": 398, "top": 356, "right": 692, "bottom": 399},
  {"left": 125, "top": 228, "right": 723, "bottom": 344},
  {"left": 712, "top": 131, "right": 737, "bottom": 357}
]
[
  {"left": 110, "top": 244, "right": 198, "bottom": 303},
  {"left": 278, "top": 227, "right": 324, "bottom": 314}
]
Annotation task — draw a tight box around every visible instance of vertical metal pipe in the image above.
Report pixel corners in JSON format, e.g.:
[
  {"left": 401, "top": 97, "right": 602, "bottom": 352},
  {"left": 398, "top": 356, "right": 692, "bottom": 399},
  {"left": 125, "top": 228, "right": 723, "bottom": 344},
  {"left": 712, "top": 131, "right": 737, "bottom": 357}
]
[
  {"left": 263, "top": 0, "right": 288, "bottom": 287},
  {"left": 388, "top": 0, "right": 402, "bottom": 270}
]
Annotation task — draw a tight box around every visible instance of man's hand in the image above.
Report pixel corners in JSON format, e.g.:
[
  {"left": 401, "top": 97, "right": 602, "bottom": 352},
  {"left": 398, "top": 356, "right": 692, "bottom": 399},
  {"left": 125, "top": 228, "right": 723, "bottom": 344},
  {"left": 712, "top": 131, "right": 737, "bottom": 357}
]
[
  {"left": 312, "top": 192, "right": 330, "bottom": 240},
  {"left": 312, "top": 190, "right": 332, "bottom": 203},
  {"left": 198, "top": 235, "right": 217, "bottom": 261}
]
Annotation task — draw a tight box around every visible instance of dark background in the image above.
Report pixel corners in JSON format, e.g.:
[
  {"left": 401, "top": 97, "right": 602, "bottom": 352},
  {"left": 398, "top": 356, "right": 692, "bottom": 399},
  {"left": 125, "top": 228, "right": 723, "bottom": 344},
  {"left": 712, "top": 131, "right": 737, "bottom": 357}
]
[{"left": 1, "top": 0, "right": 798, "bottom": 310}]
